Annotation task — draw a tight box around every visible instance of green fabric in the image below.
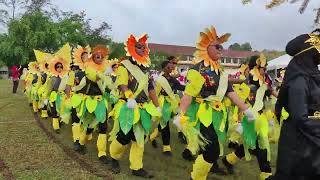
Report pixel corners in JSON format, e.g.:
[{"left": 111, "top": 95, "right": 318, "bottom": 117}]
[
  {"left": 212, "top": 111, "right": 226, "bottom": 142},
  {"left": 119, "top": 105, "right": 134, "bottom": 135},
  {"left": 186, "top": 99, "right": 199, "bottom": 122},
  {"left": 242, "top": 116, "right": 257, "bottom": 149},
  {"left": 133, "top": 124, "right": 145, "bottom": 148},
  {"left": 81, "top": 113, "right": 96, "bottom": 130},
  {"left": 140, "top": 108, "right": 151, "bottom": 134},
  {"left": 56, "top": 94, "right": 62, "bottom": 114},
  {"left": 94, "top": 100, "right": 106, "bottom": 123},
  {"left": 162, "top": 98, "right": 172, "bottom": 123}
]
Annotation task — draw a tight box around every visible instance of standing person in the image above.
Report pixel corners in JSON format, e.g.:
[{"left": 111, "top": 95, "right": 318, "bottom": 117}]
[
  {"left": 173, "top": 26, "right": 255, "bottom": 180},
  {"left": 108, "top": 33, "right": 161, "bottom": 178},
  {"left": 11, "top": 65, "right": 20, "bottom": 93},
  {"left": 150, "top": 59, "right": 185, "bottom": 156},
  {"left": 272, "top": 31, "right": 320, "bottom": 180}
]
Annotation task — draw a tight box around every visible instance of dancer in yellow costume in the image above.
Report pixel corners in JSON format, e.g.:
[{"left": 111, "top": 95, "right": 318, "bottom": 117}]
[
  {"left": 173, "top": 26, "right": 255, "bottom": 180},
  {"left": 26, "top": 61, "right": 42, "bottom": 113},
  {"left": 150, "top": 59, "right": 184, "bottom": 156},
  {"left": 69, "top": 45, "right": 114, "bottom": 164},
  {"left": 221, "top": 54, "right": 278, "bottom": 180},
  {"left": 108, "top": 33, "right": 161, "bottom": 178},
  {"left": 47, "top": 44, "right": 72, "bottom": 133}
]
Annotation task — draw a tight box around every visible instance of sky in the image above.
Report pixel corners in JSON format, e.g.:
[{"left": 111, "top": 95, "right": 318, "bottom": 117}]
[{"left": 52, "top": 0, "right": 319, "bottom": 51}]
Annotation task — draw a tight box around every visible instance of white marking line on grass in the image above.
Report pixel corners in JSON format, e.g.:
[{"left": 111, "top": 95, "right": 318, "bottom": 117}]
[{"left": 0, "top": 120, "right": 36, "bottom": 124}]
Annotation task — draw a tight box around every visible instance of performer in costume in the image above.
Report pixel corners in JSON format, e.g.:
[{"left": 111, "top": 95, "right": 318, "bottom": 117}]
[
  {"left": 27, "top": 61, "right": 42, "bottom": 113},
  {"left": 108, "top": 34, "right": 161, "bottom": 178},
  {"left": 273, "top": 30, "right": 320, "bottom": 180},
  {"left": 221, "top": 54, "right": 277, "bottom": 180},
  {"left": 70, "top": 45, "right": 114, "bottom": 164},
  {"left": 34, "top": 50, "right": 53, "bottom": 119},
  {"left": 173, "top": 26, "right": 255, "bottom": 180},
  {"left": 149, "top": 59, "right": 185, "bottom": 156},
  {"left": 47, "top": 44, "right": 72, "bottom": 133}
]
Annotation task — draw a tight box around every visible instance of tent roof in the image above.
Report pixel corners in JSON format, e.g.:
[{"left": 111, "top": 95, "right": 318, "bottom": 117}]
[{"left": 267, "top": 54, "right": 292, "bottom": 71}]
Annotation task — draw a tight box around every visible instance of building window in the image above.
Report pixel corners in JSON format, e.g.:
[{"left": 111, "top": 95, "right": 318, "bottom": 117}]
[{"left": 226, "top": 58, "right": 231, "bottom": 64}]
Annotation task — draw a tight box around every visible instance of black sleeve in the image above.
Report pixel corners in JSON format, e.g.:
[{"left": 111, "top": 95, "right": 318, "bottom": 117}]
[
  {"left": 170, "top": 77, "right": 185, "bottom": 91},
  {"left": 226, "top": 81, "right": 234, "bottom": 93},
  {"left": 148, "top": 78, "right": 154, "bottom": 91}
]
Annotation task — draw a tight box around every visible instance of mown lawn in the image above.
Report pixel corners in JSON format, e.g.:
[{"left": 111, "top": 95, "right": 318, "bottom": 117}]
[{"left": 0, "top": 79, "right": 278, "bottom": 180}]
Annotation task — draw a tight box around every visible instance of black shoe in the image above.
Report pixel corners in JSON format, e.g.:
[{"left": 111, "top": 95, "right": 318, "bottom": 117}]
[
  {"left": 29, "top": 103, "right": 32, "bottom": 107},
  {"left": 222, "top": 157, "right": 234, "bottom": 175},
  {"left": 151, "top": 140, "right": 158, "bottom": 148},
  {"left": 76, "top": 144, "right": 87, "bottom": 155},
  {"left": 210, "top": 165, "right": 227, "bottom": 175},
  {"left": 132, "top": 169, "right": 154, "bottom": 178},
  {"left": 178, "top": 132, "right": 187, "bottom": 144},
  {"left": 182, "top": 149, "right": 194, "bottom": 161},
  {"left": 163, "top": 151, "right": 172, "bottom": 157},
  {"left": 74, "top": 141, "right": 81, "bottom": 151},
  {"left": 110, "top": 158, "right": 120, "bottom": 174},
  {"left": 99, "top": 155, "right": 110, "bottom": 164}
]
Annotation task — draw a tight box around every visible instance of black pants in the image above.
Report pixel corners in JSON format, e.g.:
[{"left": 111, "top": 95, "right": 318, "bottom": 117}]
[
  {"left": 50, "top": 102, "right": 59, "bottom": 118},
  {"left": 12, "top": 80, "right": 19, "bottom": 93},
  {"left": 71, "top": 108, "right": 108, "bottom": 134},
  {"left": 158, "top": 121, "right": 170, "bottom": 146},
  {"left": 117, "top": 128, "right": 137, "bottom": 145},
  {"left": 199, "top": 124, "right": 220, "bottom": 164},
  {"left": 232, "top": 141, "right": 271, "bottom": 173}
]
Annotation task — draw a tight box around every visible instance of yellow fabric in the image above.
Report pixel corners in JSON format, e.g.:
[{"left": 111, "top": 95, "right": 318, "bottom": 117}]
[
  {"left": 79, "top": 132, "right": 91, "bottom": 145},
  {"left": 41, "top": 110, "right": 48, "bottom": 118},
  {"left": 124, "top": 90, "right": 134, "bottom": 99},
  {"left": 185, "top": 69, "right": 205, "bottom": 97},
  {"left": 260, "top": 172, "right": 272, "bottom": 180},
  {"left": 67, "top": 71, "right": 75, "bottom": 86},
  {"left": 133, "top": 106, "right": 141, "bottom": 124},
  {"left": 191, "top": 155, "right": 213, "bottom": 180},
  {"left": 253, "top": 84, "right": 267, "bottom": 112},
  {"left": 86, "top": 96, "right": 98, "bottom": 113},
  {"left": 58, "top": 75, "right": 68, "bottom": 92},
  {"left": 72, "top": 123, "right": 81, "bottom": 142},
  {"left": 33, "top": 101, "right": 39, "bottom": 112},
  {"left": 115, "top": 66, "right": 129, "bottom": 86},
  {"left": 129, "top": 141, "right": 144, "bottom": 170},
  {"left": 97, "top": 134, "right": 107, "bottom": 157},
  {"left": 110, "top": 139, "right": 127, "bottom": 160},
  {"left": 144, "top": 102, "right": 161, "bottom": 117},
  {"left": 163, "top": 145, "right": 171, "bottom": 152},
  {"left": 198, "top": 102, "right": 213, "bottom": 127},
  {"left": 52, "top": 118, "right": 60, "bottom": 130},
  {"left": 85, "top": 67, "right": 98, "bottom": 82},
  {"left": 150, "top": 128, "right": 159, "bottom": 141},
  {"left": 156, "top": 75, "right": 175, "bottom": 100},
  {"left": 226, "top": 152, "right": 239, "bottom": 165},
  {"left": 49, "top": 91, "right": 57, "bottom": 103}
]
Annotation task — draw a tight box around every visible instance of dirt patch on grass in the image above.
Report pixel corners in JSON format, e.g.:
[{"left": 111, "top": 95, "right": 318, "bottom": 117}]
[
  {"left": 0, "top": 158, "right": 15, "bottom": 180},
  {"left": 33, "top": 112, "right": 113, "bottom": 180}
]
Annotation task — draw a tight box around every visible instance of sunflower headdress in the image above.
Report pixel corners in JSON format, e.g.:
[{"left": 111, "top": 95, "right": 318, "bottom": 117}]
[
  {"left": 124, "top": 33, "right": 151, "bottom": 67},
  {"left": 84, "top": 45, "right": 109, "bottom": 72},
  {"left": 193, "top": 26, "right": 231, "bottom": 73},
  {"left": 48, "top": 43, "right": 72, "bottom": 77},
  {"left": 28, "top": 61, "right": 39, "bottom": 74},
  {"left": 34, "top": 50, "right": 53, "bottom": 73},
  {"left": 72, "top": 45, "right": 91, "bottom": 70},
  {"left": 249, "top": 53, "right": 266, "bottom": 86}
]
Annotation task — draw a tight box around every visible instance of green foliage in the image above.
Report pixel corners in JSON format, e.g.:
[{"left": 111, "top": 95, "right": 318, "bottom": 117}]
[
  {"left": 229, "top": 42, "right": 252, "bottom": 51},
  {"left": 0, "top": 10, "right": 111, "bottom": 67},
  {"left": 108, "top": 42, "right": 126, "bottom": 59}
]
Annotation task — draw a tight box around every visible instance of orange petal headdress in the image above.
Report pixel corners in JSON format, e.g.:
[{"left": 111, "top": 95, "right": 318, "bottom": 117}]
[
  {"left": 72, "top": 45, "right": 91, "bottom": 70},
  {"left": 85, "top": 45, "right": 109, "bottom": 72},
  {"left": 124, "top": 33, "right": 151, "bottom": 67},
  {"left": 193, "top": 26, "right": 231, "bottom": 72},
  {"left": 48, "top": 43, "right": 72, "bottom": 77},
  {"left": 28, "top": 61, "right": 39, "bottom": 74},
  {"left": 34, "top": 50, "right": 53, "bottom": 73}
]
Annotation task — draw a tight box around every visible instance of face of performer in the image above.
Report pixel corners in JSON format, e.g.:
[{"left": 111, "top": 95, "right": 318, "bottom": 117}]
[
  {"left": 135, "top": 42, "right": 146, "bottom": 57},
  {"left": 168, "top": 60, "right": 177, "bottom": 72},
  {"left": 81, "top": 52, "right": 89, "bottom": 62},
  {"left": 163, "top": 63, "right": 172, "bottom": 74},
  {"left": 93, "top": 52, "right": 103, "bottom": 65},
  {"left": 259, "top": 66, "right": 266, "bottom": 76},
  {"left": 207, "top": 42, "right": 223, "bottom": 61},
  {"left": 244, "top": 67, "right": 250, "bottom": 77},
  {"left": 55, "top": 63, "right": 63, "bottom": 73}
]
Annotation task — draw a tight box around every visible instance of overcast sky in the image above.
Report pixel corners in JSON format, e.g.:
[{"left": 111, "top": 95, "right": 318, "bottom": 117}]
[{"left": 53, "top": 0, "right": 319, "bottom": 51}]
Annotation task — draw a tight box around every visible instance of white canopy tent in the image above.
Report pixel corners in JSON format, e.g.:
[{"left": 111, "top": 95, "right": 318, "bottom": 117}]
[{"left": 267, "top": 54, "right": 292, "bottom": 71}]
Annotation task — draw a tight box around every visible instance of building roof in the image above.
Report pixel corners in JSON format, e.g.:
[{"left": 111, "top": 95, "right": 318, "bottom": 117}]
[{"left": 148, "top": 43, "right": 258, "bottom": 59}]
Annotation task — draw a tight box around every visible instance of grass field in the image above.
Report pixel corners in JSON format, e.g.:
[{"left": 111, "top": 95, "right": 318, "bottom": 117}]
[{"left": 0, "top": 79, "right": 278, "bottom": 180}]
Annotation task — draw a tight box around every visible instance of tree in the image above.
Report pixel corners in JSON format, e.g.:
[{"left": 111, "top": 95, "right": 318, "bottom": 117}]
[
  {"left": 242, "top": 0, "right": 320, "bottom": 25},
  {"left": 229, "top": 42, "right": 252, "bottom": 51}
]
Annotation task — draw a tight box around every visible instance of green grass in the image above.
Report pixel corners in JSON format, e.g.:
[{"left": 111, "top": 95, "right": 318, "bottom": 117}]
[{"left": 0, "top": 80, "right": 278, "bottom": 180}]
